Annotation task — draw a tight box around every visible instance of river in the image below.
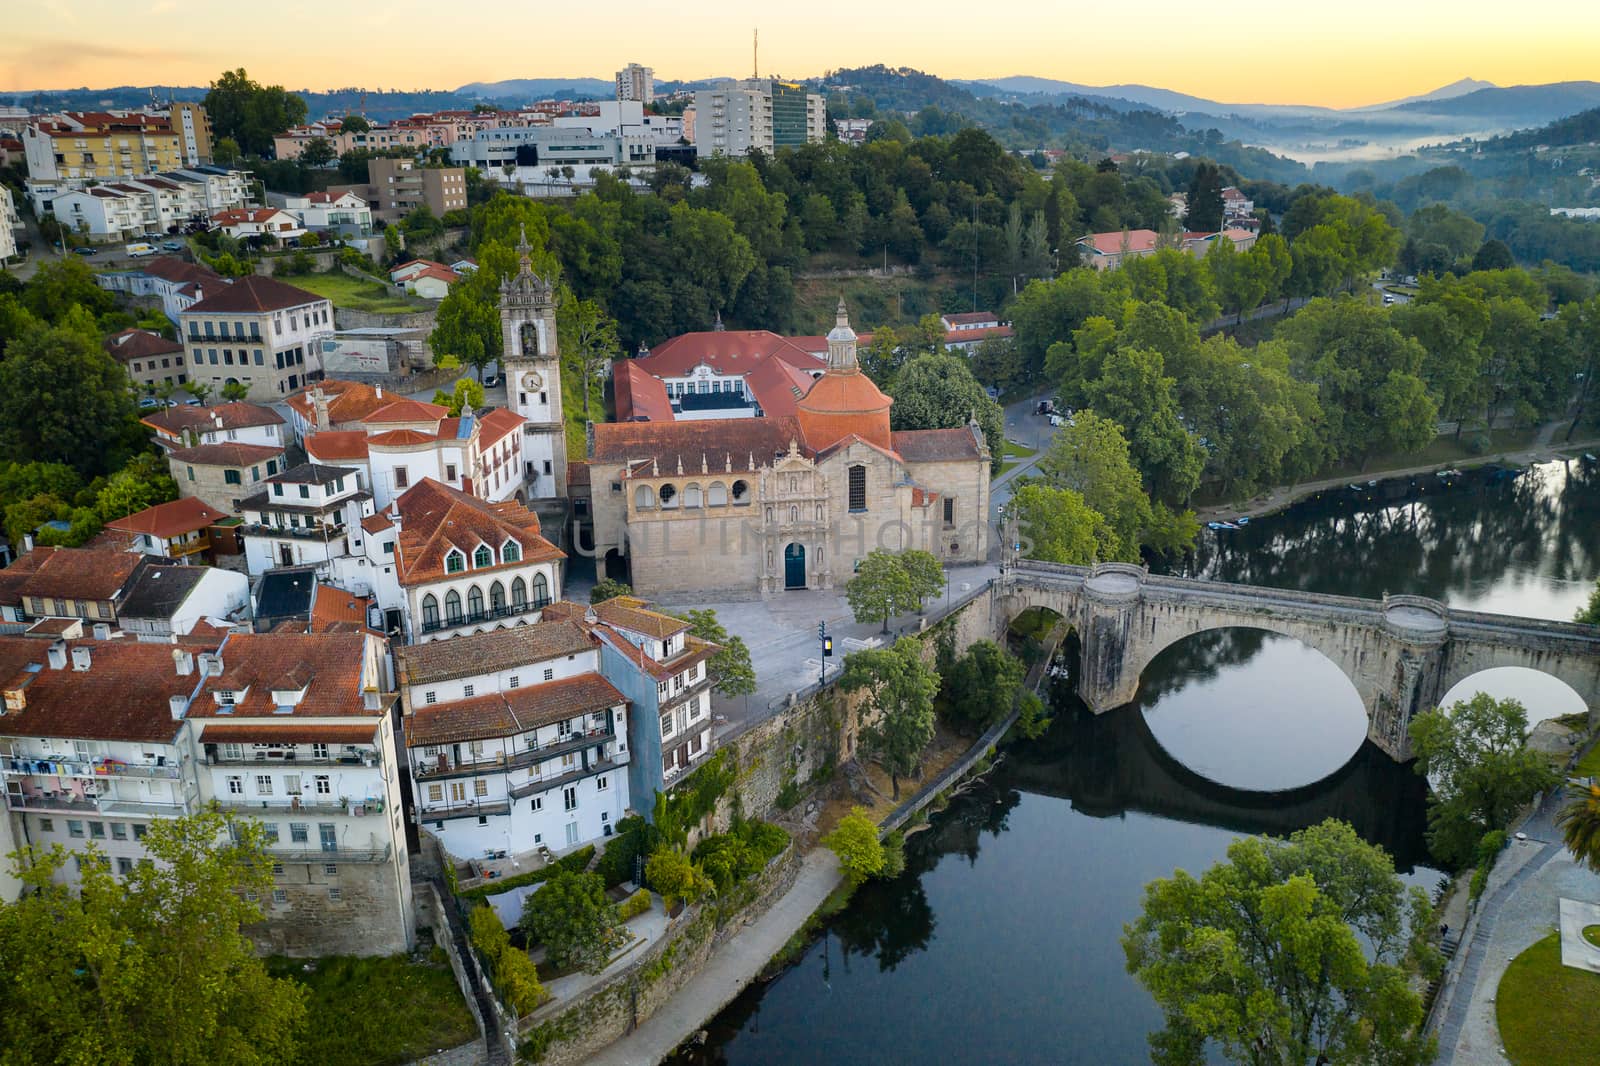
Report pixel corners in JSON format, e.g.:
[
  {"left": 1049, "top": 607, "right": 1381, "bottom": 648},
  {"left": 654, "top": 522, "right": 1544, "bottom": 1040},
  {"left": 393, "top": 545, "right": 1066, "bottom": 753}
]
[{"left": 669, "top": 458, "right": 1600, "bottom": 1065}]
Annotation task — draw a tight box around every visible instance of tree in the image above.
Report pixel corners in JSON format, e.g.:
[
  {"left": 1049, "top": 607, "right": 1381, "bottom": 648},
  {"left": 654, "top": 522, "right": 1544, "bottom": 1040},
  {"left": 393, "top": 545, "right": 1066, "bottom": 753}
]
[
  {"left": 0, "top": 324, "right": 137, "bottom": 476},
  {"left": 183, "top": 380, "right": 214, "bottom": 405},
  {"left": 644, "top": 848, "right": 711, "bottom": 910},
  {"left": 212, "top": 137, "right": 241, "bottom": 167},
  {"left": 518, "top": 870, "right": 623, "bottom": 974},
  {"left": 1184, "top": 162, "right": 1225, "bottom": 234},
  {"left": 889, "top": 353, "right": 1005, "bottom": 472},
  {"left": 431, "top": 376, "right": 485, "bottom": 416},
  {"left": 943, "top": 639, "right": 1025, "bottom": 732},
  {"left": 823, "top": 808, "right": 887, "bottom": 886},
  {"left": 589, "top": 578, "right": 632, "bottom": 604},
  {"left": 668, "top": 608, "right": 756, "bottom": 700},
  {"left": 203, "top": 68, "right": 308, "bottom": 157},
  {"left": 220, "top": 381, "right": 250, "bottom": 402},
  {"left": 94, "top": 453, "right": 178, "bottom": 523},
  {"left": 1556, "top": 781, "right": 1600, "bottom": 874},
  {"left": 1576, "top": 578, "right": 1600, "bottom": 624},
  {"left": 556, "top": 293, "right": 618, "bottom": 422},
  {"left": 1036, "top": 411, "right": 1152, "bottom": 557},
  {"left": 901, "top": 550, "right": 945, "bottom": 612},
  {"left": 1123, "top": 819, "right": 1438, "bottom": 1066},
  {"left": 1009, "top": 482, "right": 1121, "bottom": 564},
  {"left": 0, "top": 809, "right": 307, "bottom": 1065},
  {"left": 970, "top": 336, "right": 1024, "bottom": 393},
  {"left": 839, "top": 637, "right": 939, "bottom": 799},
  {"left": 845, "top": 549, "right": 916, "bottom": 633},
  {"left": 1471, "top": 238, "right": 1515, "bottom": 272},
  {"left": 22, "top": 256, "right": 113, "bottom": 323},
  {"left": 1083, "top": 347, "right": 1205, "bottom": 505},
  {"left": 298, "top": 137, "right": 334, "bottom": 169},
  {"left": 339, "top": 114, "right": 371, "bottom": 134},
  {"left": 1408, "top": 693, "right": 1560, "bottom": 868}
]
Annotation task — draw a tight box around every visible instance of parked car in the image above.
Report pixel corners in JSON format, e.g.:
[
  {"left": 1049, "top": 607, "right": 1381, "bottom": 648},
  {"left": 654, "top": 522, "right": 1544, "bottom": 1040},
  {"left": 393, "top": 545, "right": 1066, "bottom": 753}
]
[
  {"left": 137, "top": 396, "right": 162, "bottom": 409},
  {"left": 72, "top": 246, "right": 97, "bottom": 256},
  {"left": 1035, "top": 400, "right": 1055, "bottom": 415},
  {"left": 161, "top": 240, "right": 185, "bottom": 251},
  {"left": 183, "top": 397, "right": 202, "bottom": 406},
  {"left": 482, "top": 374, "right": 501, "bottom": 389},
  {"left": 125, "top": 242, "right": 157, "bottom": 258}
]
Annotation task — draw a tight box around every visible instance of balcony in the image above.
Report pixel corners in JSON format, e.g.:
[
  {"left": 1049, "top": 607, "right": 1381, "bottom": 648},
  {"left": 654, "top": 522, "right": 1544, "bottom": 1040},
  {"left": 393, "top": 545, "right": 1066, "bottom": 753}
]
[
  {"left": 2, "top": 755, "right": 182, "bottom": 780},
  {"left": 6, "top": 791, "right": 192, "bottom": 817},
  {"left": 241, "top": 521, "right": 347, "bottom": 541},
  {"left": 204, "top": 748, "right": 376, "bottom": 769},
  {"left": 414, "top": 797, "right": 513, "bottom": 823},
  {"left": 414, "top": 724, "right": 614, "bottom": 780},
  {"left": 269, "top": 843, "right": 394, "bottom": 864},
  {"left": 418, "top": 597, "right": 553, "bottom": 635},
  {"left": 508, "top": 753, "right": 626, "bottom": 800},
  {"left": 215, "top": 794, "right": 383, "bottom": 816}
]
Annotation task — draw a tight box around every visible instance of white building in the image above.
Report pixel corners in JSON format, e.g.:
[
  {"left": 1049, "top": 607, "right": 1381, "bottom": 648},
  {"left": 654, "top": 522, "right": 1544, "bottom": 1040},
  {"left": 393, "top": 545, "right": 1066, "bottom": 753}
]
[
  {"left": 28, "top": 168, "right": 251, "bottom": 232},
  {"left": 693, "top": 79, "right": 826, "bottom": 158},
  {"left": 398, "top": 621, "right": 631, "bottom": 859},
  {"left": 113, "top": 561, "right": 250, "bottom": 642},
  {"left": 142, "top": 400, "right": 287, "bottom": 453},
  {"left": 179, "top": 275, "right": 334, "bottom": 401},
  {"left": 97, "top": 255, "right": 224, "bottom": 323},
  {"left": 616, "top": 63, "right": 655, "bottom": 104},
  {"left": 280, "top": 190, "right": 372, "bottom": 232},
  {"left": 211, "top": 207, "right": 305, "bottom": 243},
  {"left": 0, "top": 185, "right": 19, "bottom": 261},
  {"left": 240, "top": 463, "right": 375, "bottom": 576}
]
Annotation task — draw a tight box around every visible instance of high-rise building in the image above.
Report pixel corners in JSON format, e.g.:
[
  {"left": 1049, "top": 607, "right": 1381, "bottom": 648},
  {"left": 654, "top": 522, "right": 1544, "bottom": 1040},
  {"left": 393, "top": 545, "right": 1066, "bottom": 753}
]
[
  {"left": 616, "top": 63, "right": 655, "bottom": 104},
  {"left": 693, "top": 78, "right": 825, "bottom": 158}
]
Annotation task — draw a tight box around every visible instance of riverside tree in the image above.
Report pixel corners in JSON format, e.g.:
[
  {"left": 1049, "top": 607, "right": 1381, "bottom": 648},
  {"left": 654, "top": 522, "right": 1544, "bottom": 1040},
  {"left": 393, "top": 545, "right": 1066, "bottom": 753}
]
[
  {"left": 840, "top": 637, "right": 939, "bottom": 800},
  {"left": 1123, "top": 819, "right": 1439, "bottom": 1066},
  {"left": 1407, "top": 693, "right": 1559, "bottom": 868},
  {"left": 519, "top": 869, "right": 623, "bottom": 974}
]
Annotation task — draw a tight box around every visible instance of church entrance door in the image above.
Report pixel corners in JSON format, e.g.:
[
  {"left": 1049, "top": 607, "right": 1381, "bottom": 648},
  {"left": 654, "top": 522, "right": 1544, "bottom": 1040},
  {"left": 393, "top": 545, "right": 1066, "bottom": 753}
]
[{"left": 783, "top": 543, "right": 806, "bottom": 590}]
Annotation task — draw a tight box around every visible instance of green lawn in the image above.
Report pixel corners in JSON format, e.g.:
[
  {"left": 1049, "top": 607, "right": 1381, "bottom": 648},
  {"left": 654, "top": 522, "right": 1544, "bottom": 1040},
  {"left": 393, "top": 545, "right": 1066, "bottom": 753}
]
[
  {"left": 999, "top": 439, "right": 1036, "bottom": 476},
  {"left": 1576, "top": 742, "right": 1600, "bottom": 777},
  {"left": 286, "top": 271, "right": 429, "bottom": 314},
  {"left": 1586, "top": 925, "right": 1600, "bottom": 949},
  {"left": 1496, "top": 932, "right": 1600, "bottom": 1065},
  {"left": 267, "top": 951, "right": 477, "bottom": 1065}
]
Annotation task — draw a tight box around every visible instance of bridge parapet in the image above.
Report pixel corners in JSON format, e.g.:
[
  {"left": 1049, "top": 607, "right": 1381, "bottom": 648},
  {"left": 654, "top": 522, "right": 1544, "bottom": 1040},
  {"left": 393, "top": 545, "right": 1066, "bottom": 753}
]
[
  {"left": 1083, "top": 562, "right": 1147, "bottom": 605},
  {"left": 1382, "top": 594, "right": 1450, "bottom": 645}
]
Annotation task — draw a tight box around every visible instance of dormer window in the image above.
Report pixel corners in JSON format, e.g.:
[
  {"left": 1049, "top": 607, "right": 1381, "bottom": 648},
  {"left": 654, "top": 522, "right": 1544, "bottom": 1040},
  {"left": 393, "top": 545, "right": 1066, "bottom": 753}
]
[
  {"left": 445, "top": 550, "right": 465, "bottom": 574},
  {"left": 217, "top": 690, "right": 236, "bottom": 704},
  {"left": 501, "top": 540, "right": 520, "bottom": 563},
  {"left": 473, "top": 545, "right": 492, "bottom": 569}
]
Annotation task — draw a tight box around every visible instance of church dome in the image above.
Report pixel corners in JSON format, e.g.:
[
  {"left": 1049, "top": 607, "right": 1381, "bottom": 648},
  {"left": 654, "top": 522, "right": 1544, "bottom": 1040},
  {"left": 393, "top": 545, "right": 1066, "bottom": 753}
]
[{"left": 798, "top": 299, "right": 892, "bottom": 451}]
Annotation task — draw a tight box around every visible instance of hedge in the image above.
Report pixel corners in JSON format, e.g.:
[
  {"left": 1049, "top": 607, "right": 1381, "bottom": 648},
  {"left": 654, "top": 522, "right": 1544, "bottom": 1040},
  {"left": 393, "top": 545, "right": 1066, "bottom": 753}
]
[
  {"left": 457, "top": 844, "right": 595, "bottom": 901},
  {"left": 617, "top": 887, "right": 652, "bottom": 921}
]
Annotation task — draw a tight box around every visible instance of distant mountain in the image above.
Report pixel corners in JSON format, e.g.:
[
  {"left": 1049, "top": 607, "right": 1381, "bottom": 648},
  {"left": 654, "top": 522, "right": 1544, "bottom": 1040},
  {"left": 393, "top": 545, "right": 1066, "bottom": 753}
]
[
  {"left": 454, "top": 77, "right": 615, "bottom": 101},
  {"left": 1390, "top": 81, "right": 1600, "bottom": 122},
  {"left": 960, "top": 76, "right": 1241, "bottom": 116},
  {"left": 1355, "top": 77, "right": 1497, "bottom": 111}
]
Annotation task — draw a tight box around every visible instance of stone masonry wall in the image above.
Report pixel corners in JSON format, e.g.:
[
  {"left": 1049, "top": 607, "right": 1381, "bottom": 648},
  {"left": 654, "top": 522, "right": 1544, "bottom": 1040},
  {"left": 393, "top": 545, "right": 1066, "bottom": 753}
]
[{"left": 249, "top": 859, "right": 411, "bottom": 957}]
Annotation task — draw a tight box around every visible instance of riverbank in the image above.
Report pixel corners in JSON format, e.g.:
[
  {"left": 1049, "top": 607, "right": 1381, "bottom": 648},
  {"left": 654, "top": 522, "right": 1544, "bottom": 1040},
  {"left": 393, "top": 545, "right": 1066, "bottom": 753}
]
[{"left": 1193, "top": 433, "right": 1600, "bottom": 523}]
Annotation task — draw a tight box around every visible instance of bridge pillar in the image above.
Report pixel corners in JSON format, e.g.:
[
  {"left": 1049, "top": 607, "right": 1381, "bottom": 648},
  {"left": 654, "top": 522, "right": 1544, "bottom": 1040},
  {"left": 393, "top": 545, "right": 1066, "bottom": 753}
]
[
  {"left": 1078, "top": 564, "right": 1147, "bottom": 713},
  {"left": 1369, "top": 596, "right": 1452, "bottom": 761}
]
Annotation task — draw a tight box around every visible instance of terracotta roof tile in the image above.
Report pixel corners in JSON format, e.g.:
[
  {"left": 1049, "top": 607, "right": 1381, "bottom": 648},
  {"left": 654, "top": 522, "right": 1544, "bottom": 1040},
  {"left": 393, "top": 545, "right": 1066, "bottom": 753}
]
[
  {"left": 166, "top": 442, "right": 284, "bottom": 467},
  {"left": 16, "top": 549, "right": 143, "bottom": 602},
  {"left": 305, "top": 431, "right": 370, "bottom": 463},
  {"left": 186, "top": 632, "right": 376, "bottom": 719},
  {"left": 638, "top": 331, "right": 824, "bottom": 377},
  {"left": 613, "top": 360, "right": 674, "bottom": 422},
  {"left": 590, "top": 417, "right": 809, "bottom": 473},
  {"left": 890, "top": 427, "right": 987, "bottom": 462},
  {"left": 365, "top": 398, "right": 448, "bottom": 424},
  {"left": 393, "top": 479, "right": 562, "bottom": 587},
  {"left": 0, "top": 638, "right": 189, "bottom": 743},
  {"left": 796, "top": 366, "right": 894, "bottom": 452},
  {"left": 1077, "top": 229, "right": 1160, "bottom": 256},
  {"left": 196, "top": 723, "right": 378, "bottom": 745},
  {"left": 476, "top": 408, "right": 524, "bottom": 448},
  {"left": 142, "top": 402, "right": 285, "bottom": 437},
  {"left": 105, "top": 328, "right": 183, "bottom": 362},
  {"left": 184, "top": 276, "right": 326, "bottom": 315},
  {"left": 107, "top": 497, "right": 228, "bottom": 539},
  {"left": 406, "top": 672, "right": 625, "bottom": 747},
  {"left": 286, "top": 381, "right": 394, "bottom": 426},
  {"left": 592, "top": 597, "right": 690, "bottom": 640},
  {"left": 368, "top": 429, "right": 437, "bottom": 447},
  {"left": 744, "top": 357, "right": 818, "bottom": 420},
  {"left": 396, "top": 619, "right": 595, "bottom": 685},
  {"left": 361, "top": 513, "right": 394, "bottom": 535}
]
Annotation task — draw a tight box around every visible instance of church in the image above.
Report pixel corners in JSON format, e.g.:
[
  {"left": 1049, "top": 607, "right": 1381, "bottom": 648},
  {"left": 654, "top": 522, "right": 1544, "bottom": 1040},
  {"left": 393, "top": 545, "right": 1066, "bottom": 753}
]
[{"left": 578, "top": 300, "right": 992, "bottom": 600}]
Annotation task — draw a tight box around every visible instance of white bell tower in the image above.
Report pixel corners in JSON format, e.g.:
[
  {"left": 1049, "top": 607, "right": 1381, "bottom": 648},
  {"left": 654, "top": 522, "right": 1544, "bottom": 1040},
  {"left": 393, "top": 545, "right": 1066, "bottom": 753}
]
[{"left": 499, "top": 225, "right": 566, "bottom": 499}]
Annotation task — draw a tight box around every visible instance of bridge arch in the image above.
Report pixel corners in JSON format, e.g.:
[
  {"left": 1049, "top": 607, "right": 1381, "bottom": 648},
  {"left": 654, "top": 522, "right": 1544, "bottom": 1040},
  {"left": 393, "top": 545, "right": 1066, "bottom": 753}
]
[{"left": 1437, "top": 666, "right": 1587, "bottom": 725}]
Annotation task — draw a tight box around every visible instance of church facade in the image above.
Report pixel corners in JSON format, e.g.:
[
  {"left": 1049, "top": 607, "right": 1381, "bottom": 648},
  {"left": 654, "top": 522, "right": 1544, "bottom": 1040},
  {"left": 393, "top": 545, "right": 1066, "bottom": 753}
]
[{"left": 583, "top": 302, "right": 991, "bottom": 600}]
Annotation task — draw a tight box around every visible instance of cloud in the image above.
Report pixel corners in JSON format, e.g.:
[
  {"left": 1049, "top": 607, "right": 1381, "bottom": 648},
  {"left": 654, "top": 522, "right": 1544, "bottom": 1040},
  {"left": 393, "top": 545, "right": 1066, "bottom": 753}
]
[{"left": 0, "top": 37, "right": 203, "bottom": 90}]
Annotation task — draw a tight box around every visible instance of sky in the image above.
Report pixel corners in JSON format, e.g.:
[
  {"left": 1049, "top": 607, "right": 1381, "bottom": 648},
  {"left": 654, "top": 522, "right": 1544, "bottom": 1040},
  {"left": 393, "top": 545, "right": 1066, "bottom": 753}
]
[{"left": 4, "top": 0, "right": 1598, "bottom": 108}]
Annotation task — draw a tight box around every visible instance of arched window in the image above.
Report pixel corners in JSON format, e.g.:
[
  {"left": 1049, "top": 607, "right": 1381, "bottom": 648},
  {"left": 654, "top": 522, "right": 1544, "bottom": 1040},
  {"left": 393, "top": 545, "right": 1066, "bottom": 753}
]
[
  {"left": 634, "top": 485, "right": 655, "bottom": 509},
  {"left": 444, "top": 589, "right": 463, "bottom": 624},
  {"left": 490, "top": 581, "right": 505, "bottom": 613},
  {"left": 519, "top": 321, "right": 537, "bottom": 357},
  {"left": 533, "top": 572, "right": 549, "bottom": 606},
  {"left": 501, "top": 539, "right": 521, "bottom": 563},
  {"left": 421, "top": 594, "right": 439, "bottom": 628},
  {"left": 473, "top": 544, "right": 492, "bottom": 569},
  {"left": 707, "top": 482, "right": 728, "bottom": 506},
  {"left": 659, "top": 484, "right": 678, "bottom": 509},
  {"left": 511, "top": 577, "right": 527, "bottom": 608},
  {"left": 848, "top": 465, "right": 867, "bottom": 512},
  {"left": 683, "top": 483, "right": 702, "bottom": 508},
  {"left": 445, "top": 550, "right": 465, "bottom": 574},
  {"left": 732, "top": 480, "right": 749, "bottom": 504},
  {"left": 467, "top": 585, "right": 484, "bottom": 619}
]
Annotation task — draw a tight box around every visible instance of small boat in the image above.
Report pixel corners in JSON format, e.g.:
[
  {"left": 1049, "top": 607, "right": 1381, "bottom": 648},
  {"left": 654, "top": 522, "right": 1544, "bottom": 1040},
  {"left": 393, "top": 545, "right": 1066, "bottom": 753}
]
[
  {"left": 1207, "top": 521, "right": 1227, "bottom": 531},
  {"left": 1220, "top": 521, "right": 1241, "bottom": 530},
  {"left": 1349, "top": 483, "right": 1365, "bottom": 492},
  {"left": 1583, "top": 453, "right": 1597, "bottom": 463},
  {"left": 1236, "top": 517, "right": 1250, "bottom": 526},
  {"left": 1436, "top": 468, "right": 1461, "bottom": 479},
  {"left": 1366, "top": 480, "right": 1377, "bottom": 487}
]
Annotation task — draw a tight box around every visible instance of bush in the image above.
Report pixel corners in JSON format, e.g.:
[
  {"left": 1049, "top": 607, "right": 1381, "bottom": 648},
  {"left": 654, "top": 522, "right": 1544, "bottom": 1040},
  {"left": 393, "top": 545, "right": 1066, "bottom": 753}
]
[
  {"left": 691, "top": 820, "right": 790, "bottom": 894},
  {"left": 468, "top": 903, "right": 510, "bottom": 959},
  {"left": 643, "top": 848, "right": 710, "bottom": 909},
  {"left": 456, "top": 844, "right": 594, "bottom": 901},
  {"left": 469, "top": 903, "right": 547, "bottom": 1016},
  {"left": 519, "top": 870, "right": 622, "bottom": 974},
  {"left": 823, "top": 808, "right": 886, "bottom": 887},
  {"left": 617, "top": 888, "right": 652, "bottom": 921},
  {"left": 596, "top": 816, "right": 654, "bottom": 888}
]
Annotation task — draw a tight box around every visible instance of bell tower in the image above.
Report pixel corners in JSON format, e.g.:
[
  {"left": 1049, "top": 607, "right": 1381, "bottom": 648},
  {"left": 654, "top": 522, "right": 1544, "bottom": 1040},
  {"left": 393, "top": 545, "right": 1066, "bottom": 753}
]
[{"left": 499, "top": 225, "right": 566, "bottom": 499}]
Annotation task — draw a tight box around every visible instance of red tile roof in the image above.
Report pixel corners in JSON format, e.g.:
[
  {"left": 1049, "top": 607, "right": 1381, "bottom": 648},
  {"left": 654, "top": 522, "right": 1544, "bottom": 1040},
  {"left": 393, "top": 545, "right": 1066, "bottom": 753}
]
[
  {"left": 142, "top": 401, "right": 285, "bottom": 437},
  {"left": 393, "top": 479, "right": 563, "bottom": 587},
  {"left": 1077, "top": 229, "right": 1160, "bottom": 256},
  {"left": 365, "top": 398, "right": 448, "bottom": 424},
  {"left": 796, "top": 366, "right": 894, "bottom": 452},
  {"left": 137, "top": 256, "right": 221, "bottom": 287},
  {"left": 305, "top": 431, "right": 370, "bottom": 463},
  {"left": 186, "top": 632, "right": 375, "bottom": 719},
  {"left": 396, "top": 619, "right": 596, "bottom": 685},
  {"left": 107, "top": 497, "right": 227, "bottom": 539},
  {"left": 613, "top": 360, "right": 673, "bottom": 422},
  {"left": 0, "top": 550, "right": 55, "bottom": 608},
  {"left": 639, "top": 330, "right": 824, "bottom": 377},
  {"left": 285, "top": 381, "right": 395, "bottom": 427},
  {"left": 368, "top": 429, "right": 436, "bottom": 447},
  {"left": 591, "top": 416, "right": 809, "bottom": 474},
  {"left": 0, "top": 638, "right": 190, "bottom": 743},
  {"left": 15, "top": 549, "right": 143, "bottom": 602},
  {"left": 891, "top": 427, "right": 987, "bottom": 462},
  {"left": 405, "top": 672, "right": 625, "bottom": 747},
  {"left": 105, "top": 328, "right": 183, "bottom": 362},
  {"left": 476, "top": 408, "right": 524, "bottom": 449},
  {"left": 942, "top": 311, "right": 1000, "bottom": 326},
  {"left": 184, "top": 275, "right": 326, "bottom": 316},
  {"left": 166, "top": 442, "right": 285, "bottom": 467},
  {"left": 744, "top": 356, "right": 817, "bottom": 420},
  {"left": 196, "top": 723, "right": 378, "bottom": 745},
  {"left": 592, "top": 596, "right": 690, "bottom": 640}
]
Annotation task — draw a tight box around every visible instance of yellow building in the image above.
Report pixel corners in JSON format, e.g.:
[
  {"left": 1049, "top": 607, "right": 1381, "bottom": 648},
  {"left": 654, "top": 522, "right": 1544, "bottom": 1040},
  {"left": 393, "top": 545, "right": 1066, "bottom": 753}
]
[{"left": 23, "top": 112, "right": 192, "bottom": 181}]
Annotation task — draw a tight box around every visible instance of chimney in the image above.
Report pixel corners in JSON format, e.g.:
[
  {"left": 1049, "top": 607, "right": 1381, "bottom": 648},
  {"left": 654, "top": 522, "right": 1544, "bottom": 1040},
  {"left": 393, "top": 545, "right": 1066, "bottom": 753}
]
[
  {"left": 71, "top": 646, "right": 91, "bottom": 671},
  {"left": 198, "top": 651, "right": 223, "bottom": 676},
  {"left": 92, "top": 622, "right": 111, "bottom": 641},
  {"left": 375, "top": 385, "right": 383, "bottom": 399},
  {"left": 311, "top": 386, "right": 331, "bottom": 432},
  {"left": 169, "top": 694, "right": 188, "bottom": 720},
  {"left": 22, "top": 532, "right": 34, "bottom": 554},
  {"left": 362, "top": 689, "right": 381, "bottom": 711},
  {"left": 46, "top": 641, "right": 67, "bottom": 670},
  {"left": 173, "top": 648, "right": 194, "bottom": 676}
]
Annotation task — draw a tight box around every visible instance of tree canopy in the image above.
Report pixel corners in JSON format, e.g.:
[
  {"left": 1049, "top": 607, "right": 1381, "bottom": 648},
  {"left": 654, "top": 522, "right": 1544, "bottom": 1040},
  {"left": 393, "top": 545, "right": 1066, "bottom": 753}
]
[
  {"left": 839, "top": 637, "right": 939, "bottom": 799},
  {"left": 202, "top": 68, "right": 308, "bottom": 157}
]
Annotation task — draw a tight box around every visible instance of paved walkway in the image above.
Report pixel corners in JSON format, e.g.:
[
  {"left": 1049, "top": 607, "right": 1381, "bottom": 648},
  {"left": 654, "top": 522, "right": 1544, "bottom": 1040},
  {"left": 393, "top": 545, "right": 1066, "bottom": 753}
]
[
  {"left": 1435, "top": 794, "right": 1600, "bottom": 1065},
  {"left": 586, "top": 849, "right": 843, "bottom": 1066}
]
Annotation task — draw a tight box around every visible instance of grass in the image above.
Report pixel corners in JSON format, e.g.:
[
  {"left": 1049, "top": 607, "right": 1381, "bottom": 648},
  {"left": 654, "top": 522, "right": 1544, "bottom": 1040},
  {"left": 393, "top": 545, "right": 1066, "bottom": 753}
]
[
  {"left": 1496, "top": 932, "right": 1600, "bottom": 1065},
  {"left": 267, "top": 951, "right": 476, "bottom": 1065},
  {"left": 1586, "top": 926, "right": 1600, "bottom": 950},
  {"left": 1575, "top": 742, "right": 1600, "bottom": 777},
  {"left": 999, "top": 438, "right": 1036, "bottom": 475},
  {"left": 287, "top": 271, "right": 429, "bottom": 314}
]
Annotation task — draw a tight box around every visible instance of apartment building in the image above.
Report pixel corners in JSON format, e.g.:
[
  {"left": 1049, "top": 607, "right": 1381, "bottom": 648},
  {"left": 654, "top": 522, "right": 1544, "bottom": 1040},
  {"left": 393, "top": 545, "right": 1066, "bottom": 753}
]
[
  {"left": 279, "top": 190, "right": 372, "bottom": 232},
  {"left": 23, "top": 112, "right": 187, "bottom": 181},
  {"left": 34, "top": 168, "right": 251, "bottom": 241},
  {"left": 397, "top": 621, "right": 631, "bottom": 860},
  {"left": 178, "top": 275, "right": 333, "bottom": 401},
  {"left": 693, "top": 79, "right": 825, "bottom": 158},
  {"left": 616, "top": 63, "right": 655, "bottom": 103},
  {"left": 105, "top": 327, "right": 187, "bottom": 391},
  {"left": 240, "top": 464, "right": 375, "bottom": 575},
  {"left": 328, "top": 157, "right": 466, "bottom": 225},
  {"left": 0, "top": 185, "right": 18, "bottom": 261}
]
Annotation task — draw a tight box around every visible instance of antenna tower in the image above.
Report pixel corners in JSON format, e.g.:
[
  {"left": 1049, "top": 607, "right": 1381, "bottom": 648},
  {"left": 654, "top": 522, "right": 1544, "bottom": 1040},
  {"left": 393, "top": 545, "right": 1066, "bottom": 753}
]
[{"left": 753, "top": 28, "right": 759, "bottom": 79}]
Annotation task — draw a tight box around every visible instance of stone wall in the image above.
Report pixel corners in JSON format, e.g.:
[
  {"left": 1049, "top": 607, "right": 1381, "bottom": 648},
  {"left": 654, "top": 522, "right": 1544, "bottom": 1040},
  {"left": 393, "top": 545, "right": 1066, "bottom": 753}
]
[
  {"left": 519, "top": 847, "right": 802, "bottom": 1065},
  {"left": 249, "top": 857, "right": 412, "bottom": 957},
  {"left": 257, "top": 249, "right": 341, "bottom": 276}
]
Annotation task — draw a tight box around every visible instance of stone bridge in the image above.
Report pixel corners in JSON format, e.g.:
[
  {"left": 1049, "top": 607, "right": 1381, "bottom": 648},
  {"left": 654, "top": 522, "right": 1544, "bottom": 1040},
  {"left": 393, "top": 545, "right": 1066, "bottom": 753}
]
[{"left": 997, "top": 561, "right": 1600, "bottom": 761}]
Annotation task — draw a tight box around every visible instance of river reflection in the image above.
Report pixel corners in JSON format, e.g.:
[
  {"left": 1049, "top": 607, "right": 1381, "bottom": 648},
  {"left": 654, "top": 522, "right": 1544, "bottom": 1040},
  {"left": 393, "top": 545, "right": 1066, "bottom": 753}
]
[{"left": 671, "top": 461, "right": 1595, "bottom": 1065}]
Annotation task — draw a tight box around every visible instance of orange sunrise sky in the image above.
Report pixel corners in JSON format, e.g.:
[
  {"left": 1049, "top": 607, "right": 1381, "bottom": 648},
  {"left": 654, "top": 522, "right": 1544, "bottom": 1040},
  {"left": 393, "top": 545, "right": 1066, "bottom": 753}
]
[{"left": 2, "top": 0, "right": 1596, "bottom": 108}]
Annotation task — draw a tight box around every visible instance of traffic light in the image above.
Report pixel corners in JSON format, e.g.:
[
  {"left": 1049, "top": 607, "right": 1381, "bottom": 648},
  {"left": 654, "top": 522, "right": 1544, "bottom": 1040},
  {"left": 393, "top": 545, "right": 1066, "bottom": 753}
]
[{"left": 823, "top": 636, "right": 834, "bottom": 657}]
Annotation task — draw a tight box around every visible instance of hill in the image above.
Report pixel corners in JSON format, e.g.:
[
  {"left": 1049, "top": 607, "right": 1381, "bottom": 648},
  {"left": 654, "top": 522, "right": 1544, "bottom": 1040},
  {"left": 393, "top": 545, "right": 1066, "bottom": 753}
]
[
  {"left": 454, "top": 77, "right": 615, "bottom": 101},
  {"left": 1391, "top": 82, "right": 1600, "bottom": 124}
]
